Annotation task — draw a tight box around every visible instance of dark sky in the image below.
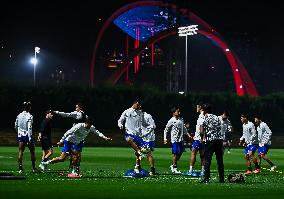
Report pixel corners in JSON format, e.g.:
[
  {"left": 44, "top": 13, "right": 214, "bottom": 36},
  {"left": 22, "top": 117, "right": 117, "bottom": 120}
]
[{"left": 0, "top": 0, "right": 283, "bottom": 93}]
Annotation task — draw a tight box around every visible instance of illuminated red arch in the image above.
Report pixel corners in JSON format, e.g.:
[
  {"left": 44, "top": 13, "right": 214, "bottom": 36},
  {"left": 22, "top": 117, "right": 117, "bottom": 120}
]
[{"left": 90, "top": 1, "right": 258, "bottom": 96}]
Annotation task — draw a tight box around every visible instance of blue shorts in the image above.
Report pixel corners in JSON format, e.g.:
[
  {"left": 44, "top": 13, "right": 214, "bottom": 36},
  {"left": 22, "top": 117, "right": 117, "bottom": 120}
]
[
  {"left": 244, "top": 144, "right": 258, "bottom": 154},
  {"left": 143, "top": 141, "right": 155, "bottom": 152},
  {"left": 125, "top": 133, "right": 145, "bottom": 148},
  {"left": 172, "top": 142, "right": 185, "bottom": 155},
  {"left": 62, "top": 140, "right": 84, "bottom": 153},
  {"left": 17, "top": 136, "right": 34, "bottom": 144},
  {"left": 192, "top": 140, "right": 205, "bottom": 151},
  {"left": 258, "top": 145, "right": 270, "bottom": 155}
]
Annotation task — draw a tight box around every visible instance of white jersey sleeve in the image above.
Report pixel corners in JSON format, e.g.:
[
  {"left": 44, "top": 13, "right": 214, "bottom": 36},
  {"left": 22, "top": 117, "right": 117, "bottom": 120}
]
[
  {"left": 90, "top": 125, "right": 107, "bottom": 139},
  {"left": 258, "top": 122, "right": 272, "bottom": 145},
  {"left": 60, "top": 124, "right": 80, "bottom": 143},
  {"left": 15, "top": 111, "right": 33, "bottom": 140},
  {"left": 118, "top": 109, "right": 127, "bottom": 129},
  {"left": 56, "top": 111, "right": 83, "bottom": 120},
  {"left": 164, "top": 118, "right": 172, "bottom": 141},
  {"left": 142, "top": 113, "right": 156, "bottom": 142}
]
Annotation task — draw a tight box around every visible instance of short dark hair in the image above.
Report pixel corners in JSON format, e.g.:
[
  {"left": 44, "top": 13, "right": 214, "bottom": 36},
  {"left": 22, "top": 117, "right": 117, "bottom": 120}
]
[
  {"left": 197, "top": 101, "right": 204, "bottom": 106},
  {"left": 133, "top": 99, "right": 142, "bottom": 105},
  {"left": 202, "top": 103, "right": 212, "bottom": 113},
  {"left": 23, "top": 101, "right": 32, "bottom": 111},
  {"left": 254, "top": 115, "right": 262, "bottom": 120},
  {"left": 223, "top": 110, "right": 230, "bottom": 117},
  {"left": 171, "top": 106, "right": 179, "bottom": 113},
  {"left": 46, "top": 110, "right": 53, "bottom": 115},
  {"left": 241, "top": 113, "right": 249, "bottom": 119}
]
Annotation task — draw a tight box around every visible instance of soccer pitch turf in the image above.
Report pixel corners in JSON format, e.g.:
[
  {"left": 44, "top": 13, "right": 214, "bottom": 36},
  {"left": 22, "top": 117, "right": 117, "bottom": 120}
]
[{"left": 0, "top": 147, "right": 284, "bottom": 199}]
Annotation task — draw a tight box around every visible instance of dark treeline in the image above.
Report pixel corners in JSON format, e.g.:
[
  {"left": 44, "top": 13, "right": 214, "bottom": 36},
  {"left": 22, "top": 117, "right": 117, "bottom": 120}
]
[{"left": 0, "top": 82, "right": 283, "bottom": 136}]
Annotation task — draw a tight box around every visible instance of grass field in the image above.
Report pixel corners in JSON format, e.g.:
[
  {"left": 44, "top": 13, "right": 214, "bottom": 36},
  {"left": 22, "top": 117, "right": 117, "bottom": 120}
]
[{"left": 0, "top": 147, "right": 284, "bottom": 199}]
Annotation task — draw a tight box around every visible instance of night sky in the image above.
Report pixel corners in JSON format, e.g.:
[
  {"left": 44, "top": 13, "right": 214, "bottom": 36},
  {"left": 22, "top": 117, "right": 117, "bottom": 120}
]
[{"left": 0, "top": 0, "right": 283, "bottom": 94}]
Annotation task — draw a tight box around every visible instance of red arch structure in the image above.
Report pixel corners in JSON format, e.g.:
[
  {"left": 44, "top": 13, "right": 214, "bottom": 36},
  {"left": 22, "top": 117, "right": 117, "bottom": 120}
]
[{"left": 90, "top": 1, "right": 258, "bottom": 96}]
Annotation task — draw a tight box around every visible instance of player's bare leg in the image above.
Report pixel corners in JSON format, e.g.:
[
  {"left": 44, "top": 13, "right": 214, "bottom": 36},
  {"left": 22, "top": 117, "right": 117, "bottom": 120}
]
[
  {"left": 28, "top": 143, "right": 36, "bottom": 172},
  {"left": 147, "top": 152, "right": 155, "bottom": 175},
  {"left": 126, "top": 136, "right": 144, "bottom": 160},
  {"left": 18, "top": 142, "right": 25, "bottom": 172}
]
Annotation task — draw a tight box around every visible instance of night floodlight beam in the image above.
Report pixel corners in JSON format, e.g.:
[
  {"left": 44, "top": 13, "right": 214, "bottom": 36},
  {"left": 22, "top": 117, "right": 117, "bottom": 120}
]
[
  {"left": 30, "top": 58, "right": 38, "bottom": 65},
  {"left": 32, "top": 46, "right": 40, "bottom": 86},
  {"left": 178, "top": 25, "right": 198, "bottom": 95}
]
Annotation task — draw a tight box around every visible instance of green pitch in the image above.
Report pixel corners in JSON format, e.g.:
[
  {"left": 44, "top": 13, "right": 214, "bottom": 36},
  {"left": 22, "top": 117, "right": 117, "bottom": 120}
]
[{"left": 0, "top": 147, "right": 284, "bottom": 199}]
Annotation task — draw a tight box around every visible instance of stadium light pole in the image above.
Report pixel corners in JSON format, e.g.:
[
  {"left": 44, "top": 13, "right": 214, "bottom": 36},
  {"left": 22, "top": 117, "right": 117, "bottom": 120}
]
[
  {"left": 30, "top": 47, "right": 40, "bottom": 86},
  {"left": 178, "top": 25, "right": 198, "bottom": 95}
]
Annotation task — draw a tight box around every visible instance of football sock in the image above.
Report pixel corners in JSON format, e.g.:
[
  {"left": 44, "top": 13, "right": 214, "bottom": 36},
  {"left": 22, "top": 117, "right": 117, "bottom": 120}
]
[{"left": 266, "top": 159, "right": 275, "bottom": 167}]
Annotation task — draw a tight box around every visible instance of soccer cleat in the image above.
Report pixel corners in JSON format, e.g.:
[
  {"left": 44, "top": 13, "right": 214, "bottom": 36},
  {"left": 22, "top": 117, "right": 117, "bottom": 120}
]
[
  {"left": 200, "top": 171, "right": 205, "bottom": 176},
  {"left": 39, "top": 162, "right": 46, "bottom": 171},
  {"left": 134, "top": 165, "right": 142, "bottom": 174},
  {"left": 184, "top": 171, "right": 193, "bottom": 176},
  {"left": 169, "top": 165, "right": 175, "bottom": 172},
  {"left": 18, "top": 169, "right": 23, "bottom": 174},
  {"left": 244, "top": 170, "right": 253, "bottom": 175},
  {"left": 149, "top": 171, "right": 155, "bottom": 176},
  {"left": 270, "top": 165, "right": 277, "bottom": 171},
  {"left": 134, "top": 168, "right": 140, "bottom": 174},
  {"left": 253, "top": 169, "right": 261, "bottom": 174},
  {"left": 41, "top": 160, "right": 50, "bottom": 166},
  {"left": 170, "top": 165, "right": 181, "bottom": 174},
  {"left": 67, "top": 173, "right": 81, "bottom": 178}
]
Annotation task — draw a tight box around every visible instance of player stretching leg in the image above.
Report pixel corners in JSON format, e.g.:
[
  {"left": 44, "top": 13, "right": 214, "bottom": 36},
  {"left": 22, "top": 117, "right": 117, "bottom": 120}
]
[
  {"left": 135, "top": 112, "right": 156, "bottom": 176},
  {"left": 42, "top": 117, "right": 111, "bottom": 177},
  {"left": 118, "top": 100, "right": 145, "bottom": 163}
]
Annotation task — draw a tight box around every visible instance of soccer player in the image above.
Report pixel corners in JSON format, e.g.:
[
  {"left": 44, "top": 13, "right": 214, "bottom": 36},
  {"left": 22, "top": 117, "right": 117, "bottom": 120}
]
[
  {"left": 38, "top": 110, "right": 54, "bottom": 171},
  {"left": 42, "top": 117, "right": 111, "bottom": 177},
  {"left": 185, "top": 103, "right": 205, "bottom": 176},
  {"left": 219, "top": 111, "right": 233, "bottom": 154},
  {"left": 239, "top": 114, "right": 260, "bottom": 175},
  {"left": 15, "top": 102, "right": 37, "bottom": 173},
  {"left": 53, "top": 102, "right": 87, "bottom": 172},
  {"left": 199, "top": 103, "right": 224, "bottom": 184},
  {"left": 118, "top": 100, "right": 145, "bottom": 163},
  {"left": 54, "top": 102, "right": 87, "bottom": 125},
  {"left": 255, "top": 116, "right": 277, "bottom": 171},
  {"left": 135, "top": 112, "right": 156, "bottom": 176},
  {"left": 164, "top": 107, "right": 188, "bottom": 174}
]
